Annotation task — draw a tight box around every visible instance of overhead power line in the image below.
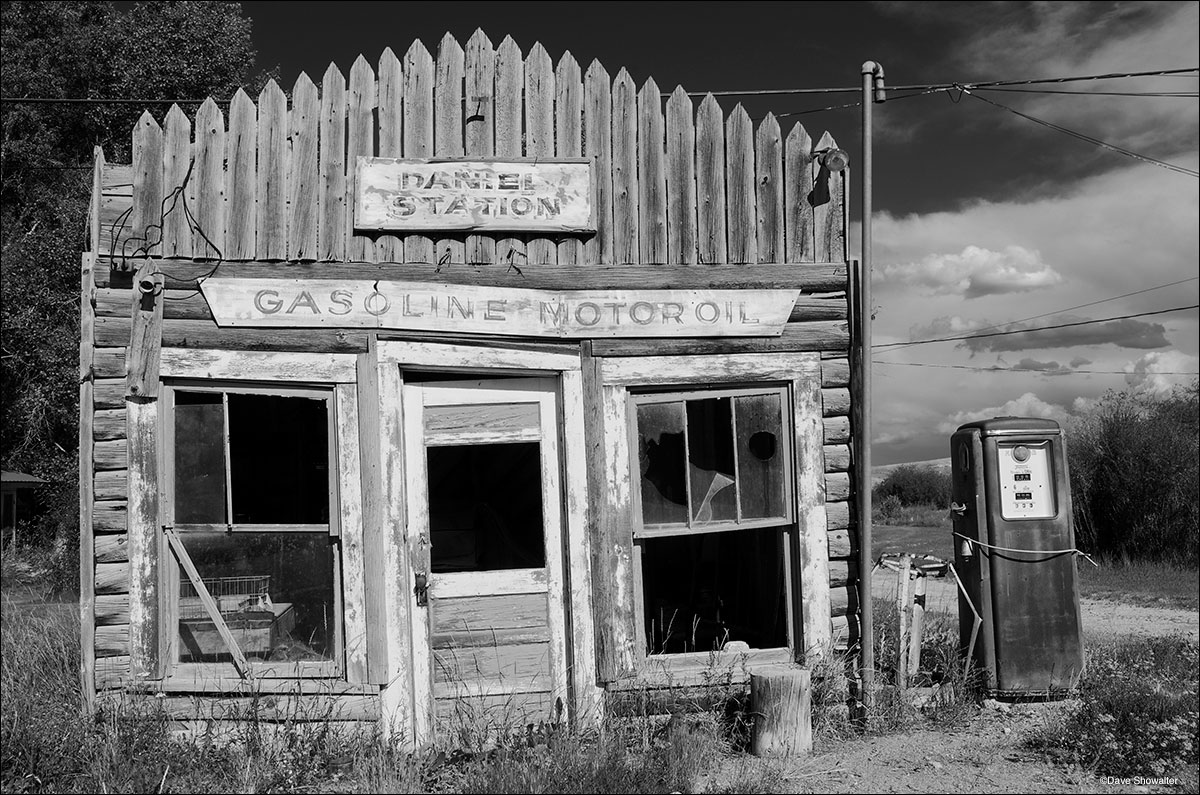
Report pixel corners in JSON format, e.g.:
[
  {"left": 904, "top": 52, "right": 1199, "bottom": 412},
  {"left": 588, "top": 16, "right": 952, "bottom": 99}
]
[{"left": 873, "top": 304, "right": 1200, "bottom": 350}]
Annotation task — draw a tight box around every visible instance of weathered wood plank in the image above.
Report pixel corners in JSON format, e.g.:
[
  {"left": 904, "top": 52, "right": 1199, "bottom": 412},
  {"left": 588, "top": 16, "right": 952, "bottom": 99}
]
[
  {"left": 665, "top": 86, "right": 696, "bottom": 265},
  {"left": 824, "top": 444, "right": 851, "bottom": 472},
  {"left": 829, "top": 583, "right": 859, "bottom": 618},
  {"left": 524, "top": 42, "right": 556, "bottom": 266},
  {"left": 127, "top": 396, "right": 161, "bottom": 679},
  {"left": 319, "top": 63, "right": 348, "bottom": 262},
  {"left": 464, "top": 30, "right": 496, "bottom": 266},
  {"left": 94, "top": 439, "right": 127, "bottom": 472},
  {"left": 95, "top": 316, "right": 370, "bottom": 354},
  {"left": 823, "top": 388, "right": 850, "bottom": 417},
  {"left": 256, "top": 80, "right": 288, "bottom": 260},
  {"left": 356, "top": 351, "right": 388, "bottom": 684},
  {"left": 494, "top": 36, "right": 525, "bottom": 270},
  {"left": 433, "top": 641, "right": 551, "bottom": 684},
  {"left": 826, "top": 472, "right": 851, "bottom": 502},
  {"left": 288, "top": 73, "right": 320, "bottom": 261},
  {"left": 97, "top": 693, "right": 381, "bottom": 722},
  {"left": 79, "top": 250, "right": 98, "bottom": 712},
  {"left": 756, "top": 113, "right": 785, "bottom": 263},
  {"left": 93, "top": 408, "right": 126, "bottom": 441},
  {"left": 93, "top": 347, "right": 124, "bottom": 379},
  {"left": 95, "top": 532, "right": 128, "bottom": 563},
  {"left": 161, "top": 105, "right": 192, "bottom": 258},
  {"left": 433, "top": 34, "right": 466, "bottom": 268},
  {"left": 377, "top": 47, "right": 404, "bottom": 263},
  {"left": 96, "top": 655, "right": 130, "bottom": 691},
  {"left": 95, "top": 561, "right": 129, "bottom": 595},
  {"left": 813, "top": 131, "right": 845, "bottom": 263},
  {"left": 403, "top": 40, "right": 435, "bottom": 265},
  {"left": 696, "top": 94, "right": 726, "bottom": 264},
  {"left": 822, "top": 358, "right": 850, "bottom": 388},
  {"left": 584, "top": 60, "right": 614, "bottom": 265},
  {"left": 96, "top": 624, "right": 129, "bottom": 657},
  {"left": 828, "top": 527, "right": 854, "bottom": 559},
  {"left": 637, "top": 77, "right": 667, "bottom": 264},
  {"left": 160, "top": 348, "right": 356, "bottom": 382},
  {"left": 191, "top": 98, "right": 225, "bottom": 259},
  {"left": 794, "top": 357, "right": 831, "bottom": 655},
  {"left": 611, "top": 69, "right": 638, "bottom": 265},
  {"left": 94, "top": 470, "right": 128, "bottom": 502},
  {"left": 94, "top": 379, "right": 126, "bottom": 411},
  {"left": 555, "top": 51, "right": 583, "bottom": 265},
  {"left": 93, "top": 503, "right": 127, "bottom": 534},
  {"left": 226, "top": 89, "right": 257, "bottom": 260},
  {"left": 336, "top": 384, "right": 369, "bottom": 684},
  {"left": 784, "top": 123, "right": 815, "bottom": 263},
  {"left": 95, "top": 594, "right": 130, "bottom": 626},
  {"left": 131, "top": 112, "right": 163, "bottom": 256},
  {"left": 347, "top": 55, "right": 377, "bottom": 263},
  {"left": 824, "top": 416, "right": 851, "bottom": 445},
  {"left": 825, "top": 501, "right": 850, "bottom": 532},
  {"left": 726, "top": 104, "right": 756, "bottom": 264},
  {"left": 126, "top": 263, "right": 163, "bottom": 399}
]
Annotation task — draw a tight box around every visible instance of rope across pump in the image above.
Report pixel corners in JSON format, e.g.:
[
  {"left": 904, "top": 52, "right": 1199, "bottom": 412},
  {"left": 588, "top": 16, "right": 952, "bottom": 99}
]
[{"left": 952, "top": 532, "right": 1099, "bottom": 567}]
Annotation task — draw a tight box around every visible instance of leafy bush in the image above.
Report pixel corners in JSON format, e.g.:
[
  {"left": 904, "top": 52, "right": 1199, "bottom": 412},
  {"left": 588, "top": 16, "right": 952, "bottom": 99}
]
[
  {"left": 1029, "top": 636, "right": 1199, "bottom": 777},
  {"left": 873, "top": 465, "right": 952, "bottom": 509},
  {"left": 1068, "top": 381, "right": 1199, "bottom": 564}
]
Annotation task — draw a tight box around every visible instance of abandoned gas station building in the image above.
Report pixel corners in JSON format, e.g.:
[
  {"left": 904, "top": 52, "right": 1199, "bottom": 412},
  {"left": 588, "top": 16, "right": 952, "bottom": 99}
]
[{"left": 79, "top": 31, "right": 859, "bottom": 743}]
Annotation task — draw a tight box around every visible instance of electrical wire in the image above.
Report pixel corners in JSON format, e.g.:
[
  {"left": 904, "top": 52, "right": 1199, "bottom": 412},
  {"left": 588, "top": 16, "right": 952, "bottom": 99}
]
[{"left": 872, "top": 304, "right": 1199, "bottom": 350}]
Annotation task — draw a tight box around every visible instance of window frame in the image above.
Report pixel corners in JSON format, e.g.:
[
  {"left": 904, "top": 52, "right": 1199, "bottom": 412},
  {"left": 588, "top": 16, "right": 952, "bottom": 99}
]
[{"left": 160, "top": 379, "right": 345, "bottom": 681}]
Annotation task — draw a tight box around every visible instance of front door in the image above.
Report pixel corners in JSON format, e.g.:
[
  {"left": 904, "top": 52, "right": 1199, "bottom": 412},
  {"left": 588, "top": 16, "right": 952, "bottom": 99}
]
[{"left": 402, "top": 377, "right": 568, "bottom": 740}]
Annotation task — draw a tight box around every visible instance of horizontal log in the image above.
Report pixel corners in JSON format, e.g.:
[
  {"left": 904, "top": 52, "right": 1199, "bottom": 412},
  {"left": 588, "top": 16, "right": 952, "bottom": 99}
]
[
  {"left": 829, "top": 584, "right": 859, "bottom": 618},
  {"left": 826, "top": 501, "right": 850, "bottom": 532},
  {"left": 821, "top": 358, "right": 849, "bottom": 388},
  {"left": 93, "top": 502, "right": 128, "bottom": 534},
  {"left": 96, "top": 693, "right": 381, "bottom": 722},
  {"left": 94, "top": 533, "right": 128, "bottom": 563},
  {"left": 823, "top": 444, "right": 850, "bottom": 472},
  {"left": 95, "top": 257, "right": 849, "bottom": 293},
  {"left": 95, "top": 594, "right": 130, "bottom": 626},
  {"left": 825, "top": 472, "right": 851, "bottom": 502},
  {"left": 827, "top": 528, "right": 854, "bottom": 559},
  {"left": 823, "top": 416, "right": 850, "bottom": 445},
  {"left": 95, "top": 561, "right": 129, "bottom": 595},
  {"left": 828, "top": 559, "right": 858, "bottom": 588},
  {"left": 93, "top": 347, "right": 126, "bottom": 380},
  {"left": 96, "top": 655, "right": 130, "bottom": 691},
  {"left": 95, "top": 624, "right": 129, "bottom": 657},
  {"left": 830, "top": 614, "right": 859, "bottom": 649},
  {"left": 590, "top": 321, "right": 849, "bottom": 357},
  {"left": 94, "top": 439, "right": 126, "bottom": 472},
  {"left": 94, "top": 379, "right": 126, "bottom": 410},
  {"left": 822, "top": 388, "right": 849, "bottom": 418},
  {"left": 93, "top": 409, "right": 125, "bottom": 442},
  {"left": 94, "top": 470, "right": 127, "bottom": 502},
  {"left": 96, "top": 316, "right": 371, "bottom": 354}
]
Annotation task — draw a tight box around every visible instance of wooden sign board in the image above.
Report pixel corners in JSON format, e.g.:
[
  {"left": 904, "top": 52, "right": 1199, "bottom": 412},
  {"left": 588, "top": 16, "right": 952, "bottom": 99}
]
[
  {"left": 200, "top": 279, "right": 799, "bottom": 339},
  {"left": 355, "top": 158, "right": 594, "bottom": 233}
]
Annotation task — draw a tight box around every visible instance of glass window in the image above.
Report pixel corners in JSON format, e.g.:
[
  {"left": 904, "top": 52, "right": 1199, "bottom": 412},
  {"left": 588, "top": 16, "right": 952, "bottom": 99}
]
[{"left": 167, "top": 385, "right": 340, "bottom": 675}]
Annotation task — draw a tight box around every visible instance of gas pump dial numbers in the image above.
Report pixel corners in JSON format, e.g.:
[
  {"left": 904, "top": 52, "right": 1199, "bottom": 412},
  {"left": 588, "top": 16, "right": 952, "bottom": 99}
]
[{"left": 997, "top": 441, "right": 1056, "bottom": 519}]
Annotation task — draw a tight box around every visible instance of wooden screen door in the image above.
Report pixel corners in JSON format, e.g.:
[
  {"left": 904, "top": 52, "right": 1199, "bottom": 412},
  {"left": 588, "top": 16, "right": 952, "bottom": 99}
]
[{"left": 402, "top": 377, "right": 569, "bottom": 740}]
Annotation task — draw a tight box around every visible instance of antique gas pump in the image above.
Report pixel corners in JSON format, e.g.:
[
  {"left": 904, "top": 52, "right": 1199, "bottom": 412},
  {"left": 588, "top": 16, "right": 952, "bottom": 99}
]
[{"left": 950, "top": 417, "right": 1084, "bottom": 696}]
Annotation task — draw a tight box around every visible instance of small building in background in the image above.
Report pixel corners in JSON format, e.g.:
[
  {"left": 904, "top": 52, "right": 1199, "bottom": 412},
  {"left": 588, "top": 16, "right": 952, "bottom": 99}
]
[{"left": 2, "top": 470, "right": 46, "bottom": 547}]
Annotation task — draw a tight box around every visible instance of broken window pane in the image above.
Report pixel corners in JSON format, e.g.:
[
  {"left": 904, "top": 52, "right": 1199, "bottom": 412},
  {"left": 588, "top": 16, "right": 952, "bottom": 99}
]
[
  {"left": 686, "top": 397, "right": 737, "bottom": 525},
  {"left": 174, "top": 392, "right": 226, "bottom": 524},
  {"left": 177, "top": 532, "right": 335, "bottom": 664},
  {"left": 228, "top": 394, "right": 329, "bottom": 525},
  {"left": 426, "top": 442, "right": 545, "bottom": 572},
  {"left": 641, "top": 526, "right": 787, "bottom": 654},
  {"left": 735, "top": 393, "right": 787, "bottom": 520},
  {"left": 636, "top": 401, "right": 689, "bottom": 525}
]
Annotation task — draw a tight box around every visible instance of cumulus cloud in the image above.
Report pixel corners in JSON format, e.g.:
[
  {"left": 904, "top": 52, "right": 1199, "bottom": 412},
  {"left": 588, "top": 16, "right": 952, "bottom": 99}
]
[
  {"left": 1013, "top": 358, "right": 1074, "bottom": 376},
  {"left": 880, "top": 245, "right": 1063, "bottom": 299},
  {"left": 1069, "top": 356, "right": 1093, "bottom": 368},
  {"left": 937, "top": 392, "right": 1073, "bottom": 434},
  {"left": 1123, "top": 351, "right": 1200, "bottom": 395},
  {"left": 958, "top": 315, "right": 1170, "bottom": 353}
]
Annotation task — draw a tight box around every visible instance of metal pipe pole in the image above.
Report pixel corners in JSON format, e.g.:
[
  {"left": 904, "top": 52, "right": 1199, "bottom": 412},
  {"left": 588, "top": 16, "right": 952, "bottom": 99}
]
[{"left": 858, "top": 60, "right": 881, "bottom": 713}]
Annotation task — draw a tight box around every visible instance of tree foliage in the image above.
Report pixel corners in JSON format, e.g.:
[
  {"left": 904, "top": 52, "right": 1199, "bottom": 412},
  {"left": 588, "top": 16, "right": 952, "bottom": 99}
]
[
  {"left": 1068, "top": 381, "right": 1199, "bottom": 564},
  {"left": 1, "top": 1, "right": 260, "bottom": 551},
  {"left": 873, "top": 464, "right": 953, "bottom": 509}
]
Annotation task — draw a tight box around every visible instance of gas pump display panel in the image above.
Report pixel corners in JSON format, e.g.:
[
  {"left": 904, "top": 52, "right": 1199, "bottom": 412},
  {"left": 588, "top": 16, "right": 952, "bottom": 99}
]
[{"left": 996, "top": 440, "right": 1056, "bottom": 520}]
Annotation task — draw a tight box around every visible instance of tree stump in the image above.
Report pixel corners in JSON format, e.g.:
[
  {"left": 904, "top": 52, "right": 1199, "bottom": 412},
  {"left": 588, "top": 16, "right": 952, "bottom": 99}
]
[{"left": 751, "top": 666, "right": 812, "bottom": 756}]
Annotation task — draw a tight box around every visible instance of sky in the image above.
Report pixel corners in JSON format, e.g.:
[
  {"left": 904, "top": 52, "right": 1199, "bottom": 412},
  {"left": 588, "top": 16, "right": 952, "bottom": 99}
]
[{"left": 238, "top": 0, "right": 1199, "bottom": 465}]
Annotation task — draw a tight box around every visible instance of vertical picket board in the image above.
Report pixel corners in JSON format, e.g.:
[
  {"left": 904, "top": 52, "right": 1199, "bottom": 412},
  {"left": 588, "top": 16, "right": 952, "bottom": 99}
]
[
  {"left": 464, "top": 30, "right": 496, "bottom": 266},
  {"left": 434, "top": 34, "right": 466, "bottom": 267},
  {"left": 226, "top": 89, "right": 257, "bottom": 260},
  {"left": 377, "top": 48, "right": 404, "bottom": 263},
  {"left": 494, "top": 36, "right": 525, "bottom": 270},
  {"left": 289, "top": 73, "right": 320, "bottom": 261},
  {"left": 665, "top": 86, "right": 696, "bottom": 265},
  {"left": 583, "top": 61, "right": 614, "bottom": 265},
  {"left": 784, "top": 122, "right": 815, "bottom": 263},
  {"left": 524, "top": 43, "right": 556, "bottom": 266},
  {"left": 611, "top": 69, "right": 638, "bottom": 265},
  {"left": 812, "top": 131, "right": 843, "bottom": 263},
  {"left": 755, "top": 113, "right": 784, "bottom": 264},
  {"left": 696, "top": 94, "right": 727, "bottom": 264},
  {"left": 257, "top": 80, "right": 288, "bottom": 260},
  {"left": 554, "top": 51, "right": 583, "bottom": 265},
  {"left": 191, "top": 98, "right": 226, "bottom": 260},
  {"left": 131, "top": 111, "right": 162, "bottom": 256},
  {"left": 319, "top": 64, "right": 347, "bottom": 262},
  {"left": 161, "top": 105, "right": 191, "bottom": 258},
  {"left": 637, "top": 77, "right": 667, "bottom": 265},
  {"left": 348, "top": 56, "right": 377, "bottom": 262},
  {"left": 403, "top": 40, "right": 435, "bottom": 265},
  {"left": 726, "top": 104, "right": 756, "bottom": 265}
]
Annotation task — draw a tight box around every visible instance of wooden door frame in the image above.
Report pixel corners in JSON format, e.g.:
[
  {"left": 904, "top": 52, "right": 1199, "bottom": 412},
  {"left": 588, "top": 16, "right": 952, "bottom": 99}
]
[{"left": 373, "top": 340, "right": 600, "bottom": 745}]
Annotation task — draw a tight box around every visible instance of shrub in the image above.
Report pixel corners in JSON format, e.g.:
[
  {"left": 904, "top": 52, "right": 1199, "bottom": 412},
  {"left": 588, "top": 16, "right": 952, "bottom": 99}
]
[
  {"left": 1067, "top": 381, "right": 1199, "bottom": 565},
  {"left": 873, "top": 465, "right": 951, "bottom": 509},
  {"left": 1028, "top": 636, "right": 1199, "bottom": 777}
]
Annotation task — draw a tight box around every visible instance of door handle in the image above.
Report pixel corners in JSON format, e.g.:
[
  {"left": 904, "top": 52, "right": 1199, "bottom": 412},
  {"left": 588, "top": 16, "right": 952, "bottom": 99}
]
[
  {"left": 950, "top": 502, "right": 968, "bottom": 517},
  {"left": 414, "top": 572, "right": 429, "bottom": 607}
]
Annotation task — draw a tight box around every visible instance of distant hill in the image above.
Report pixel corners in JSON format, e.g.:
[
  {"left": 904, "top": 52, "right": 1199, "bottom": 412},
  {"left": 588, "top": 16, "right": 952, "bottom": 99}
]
[{"left": 871, "top": 457, "right": 952, "bottom": 487}]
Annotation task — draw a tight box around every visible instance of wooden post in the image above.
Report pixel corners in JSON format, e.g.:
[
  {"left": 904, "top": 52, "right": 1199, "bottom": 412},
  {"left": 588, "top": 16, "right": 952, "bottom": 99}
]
[
  {"left": 751, "top": 666, "right": 812, "bottom": 756},
  {"left": 908, "top": 573, "right": 927, "bottom": 680},
  {"left": 895, "top": 553, "right": 912, "bottom": 691}
]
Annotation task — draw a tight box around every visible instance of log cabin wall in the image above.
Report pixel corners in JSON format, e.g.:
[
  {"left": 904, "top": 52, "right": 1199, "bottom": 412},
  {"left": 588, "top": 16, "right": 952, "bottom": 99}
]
[{"left": 81, "top": 30, "right": 857, "bottom": 722}]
